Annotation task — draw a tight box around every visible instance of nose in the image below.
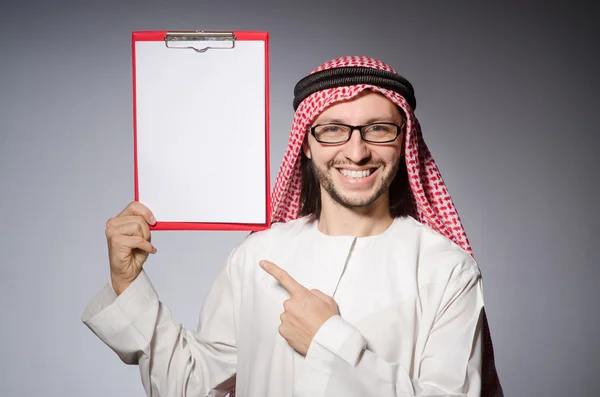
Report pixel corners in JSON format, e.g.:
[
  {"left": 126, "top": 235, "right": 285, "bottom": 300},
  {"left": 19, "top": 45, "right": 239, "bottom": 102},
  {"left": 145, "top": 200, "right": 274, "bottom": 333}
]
[{"left": 342, "top": 128, "right": 370, "bottom": 163}]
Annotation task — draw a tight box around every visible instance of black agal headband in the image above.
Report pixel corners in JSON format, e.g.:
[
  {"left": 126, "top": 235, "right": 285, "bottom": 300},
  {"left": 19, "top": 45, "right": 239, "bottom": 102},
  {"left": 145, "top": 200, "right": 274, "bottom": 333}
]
[{"left": 292, "top": 66, "right": 417, "bottom": 112}]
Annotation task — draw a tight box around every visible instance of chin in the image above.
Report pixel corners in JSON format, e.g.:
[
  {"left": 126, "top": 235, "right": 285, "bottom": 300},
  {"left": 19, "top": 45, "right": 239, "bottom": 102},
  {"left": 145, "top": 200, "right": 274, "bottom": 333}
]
[{"left": 328, "top": 188, "right": 387, "bottom": 210}]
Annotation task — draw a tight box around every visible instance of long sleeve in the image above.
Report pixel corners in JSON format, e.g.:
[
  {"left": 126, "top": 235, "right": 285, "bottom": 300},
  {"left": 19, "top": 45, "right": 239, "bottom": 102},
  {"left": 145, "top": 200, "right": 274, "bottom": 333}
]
[
  {"left": 294, "top": 266, "right": 484, "bottom": 397},
  {"left": 81, "top": 249, "right": 240, "bottom": 397}
]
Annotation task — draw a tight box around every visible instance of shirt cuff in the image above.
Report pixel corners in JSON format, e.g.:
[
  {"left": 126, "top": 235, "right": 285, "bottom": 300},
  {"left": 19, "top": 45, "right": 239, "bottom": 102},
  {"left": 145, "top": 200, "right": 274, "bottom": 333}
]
[
  {"left": 81, "top": 270, "right": 158, "bottom": 340},
  {"left": 310, "top": 314, "right": 367, "bottom": 366}
]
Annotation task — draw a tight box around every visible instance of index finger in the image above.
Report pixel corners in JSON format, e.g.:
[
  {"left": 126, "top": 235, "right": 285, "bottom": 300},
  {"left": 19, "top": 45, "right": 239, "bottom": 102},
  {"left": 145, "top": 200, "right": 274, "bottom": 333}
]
[
  {"left": 118, "top": 201, "right": 156, "bottom": 225},
  {"left": 260, "top": 260, "right": 306, "bottom": 296}
]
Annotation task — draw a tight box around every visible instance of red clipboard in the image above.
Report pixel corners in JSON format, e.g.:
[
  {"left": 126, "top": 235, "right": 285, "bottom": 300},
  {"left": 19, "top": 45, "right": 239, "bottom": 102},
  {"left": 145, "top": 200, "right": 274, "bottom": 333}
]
[{"left": 131, "top": 31, "right": 270, "bottom": 231}]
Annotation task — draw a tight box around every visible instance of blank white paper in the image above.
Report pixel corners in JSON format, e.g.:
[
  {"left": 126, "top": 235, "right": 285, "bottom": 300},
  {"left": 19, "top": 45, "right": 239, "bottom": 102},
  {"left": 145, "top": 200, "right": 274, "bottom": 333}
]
[{"left": 134, "top": 40, "right": 267, "bottom": 224}]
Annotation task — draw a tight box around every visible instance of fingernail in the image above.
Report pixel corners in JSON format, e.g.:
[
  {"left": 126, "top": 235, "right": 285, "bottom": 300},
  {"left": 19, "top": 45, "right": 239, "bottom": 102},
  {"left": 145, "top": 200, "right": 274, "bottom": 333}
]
[
  {"left": 259, "top": 260, "right": 267, "bottom": 269},
  {"left": 150, "top": 216, "right": 156, "bottom": 224}
]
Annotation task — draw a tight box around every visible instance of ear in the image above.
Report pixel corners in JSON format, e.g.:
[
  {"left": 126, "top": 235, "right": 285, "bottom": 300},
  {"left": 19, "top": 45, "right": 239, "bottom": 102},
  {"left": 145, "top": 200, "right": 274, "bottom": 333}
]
[{"left": 302, "top": 135, "right": 312, "bottom": 159}]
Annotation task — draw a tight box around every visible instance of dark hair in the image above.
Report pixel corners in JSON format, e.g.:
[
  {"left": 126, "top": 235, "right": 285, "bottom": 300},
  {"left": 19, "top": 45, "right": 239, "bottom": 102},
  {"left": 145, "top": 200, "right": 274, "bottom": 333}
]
[{"left": 297, "top": 150, "right": 413, "bottom": 219}]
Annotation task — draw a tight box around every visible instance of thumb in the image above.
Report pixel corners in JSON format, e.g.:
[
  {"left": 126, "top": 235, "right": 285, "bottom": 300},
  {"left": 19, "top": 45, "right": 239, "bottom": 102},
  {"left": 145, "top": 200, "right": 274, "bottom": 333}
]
[{"left": 310, "top": 289, "right": 334, "bottom": 304}]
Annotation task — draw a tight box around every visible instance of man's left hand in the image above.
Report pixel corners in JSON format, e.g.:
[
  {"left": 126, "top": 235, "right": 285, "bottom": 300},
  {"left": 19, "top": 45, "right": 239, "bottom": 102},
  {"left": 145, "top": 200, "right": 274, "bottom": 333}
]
[{"left": 260, "top": 260, "right": 339, "bottom": 356}]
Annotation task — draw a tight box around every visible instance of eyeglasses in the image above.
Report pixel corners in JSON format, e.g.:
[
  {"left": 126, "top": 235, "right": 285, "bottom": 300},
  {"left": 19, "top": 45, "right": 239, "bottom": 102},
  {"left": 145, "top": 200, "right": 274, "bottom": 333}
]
[{"left": 310, "top": 122, "right": 405, "bottom": 144}]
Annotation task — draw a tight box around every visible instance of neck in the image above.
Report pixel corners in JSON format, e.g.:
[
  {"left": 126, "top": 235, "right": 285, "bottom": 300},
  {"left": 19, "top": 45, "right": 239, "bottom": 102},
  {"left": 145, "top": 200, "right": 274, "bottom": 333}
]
[{"left": 316, "top": 192, "right": 394, "bottom": 237}]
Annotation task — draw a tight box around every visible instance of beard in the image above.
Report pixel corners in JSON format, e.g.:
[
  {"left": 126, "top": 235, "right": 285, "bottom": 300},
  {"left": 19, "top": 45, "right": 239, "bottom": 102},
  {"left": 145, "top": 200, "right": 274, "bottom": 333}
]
[{"left": 309, "top": 157, "right": 400, "bottom": 210}]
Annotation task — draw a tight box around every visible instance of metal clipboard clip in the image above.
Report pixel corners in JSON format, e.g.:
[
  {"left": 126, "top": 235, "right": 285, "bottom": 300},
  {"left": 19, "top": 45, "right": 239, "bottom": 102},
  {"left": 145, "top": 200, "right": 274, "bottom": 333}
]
[{"left": 164, "top": 31, "right": 236, "bottom": 53}]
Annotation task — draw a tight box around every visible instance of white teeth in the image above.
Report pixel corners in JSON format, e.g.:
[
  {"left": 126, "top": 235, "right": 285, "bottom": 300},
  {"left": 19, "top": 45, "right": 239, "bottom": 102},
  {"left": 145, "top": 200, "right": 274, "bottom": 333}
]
[{"left": 339, "top": 169, "right": 372, "bottom": 178}]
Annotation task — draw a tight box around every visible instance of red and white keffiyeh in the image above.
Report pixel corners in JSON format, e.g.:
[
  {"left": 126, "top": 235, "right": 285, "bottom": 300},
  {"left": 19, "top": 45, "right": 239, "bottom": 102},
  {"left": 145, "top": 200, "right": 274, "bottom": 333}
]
[
  {"left": 271, "top": 56, "right": 472, "bottom": 254},
  {"left": 268, "top": 56, "right": 503, "bottom": 396}
]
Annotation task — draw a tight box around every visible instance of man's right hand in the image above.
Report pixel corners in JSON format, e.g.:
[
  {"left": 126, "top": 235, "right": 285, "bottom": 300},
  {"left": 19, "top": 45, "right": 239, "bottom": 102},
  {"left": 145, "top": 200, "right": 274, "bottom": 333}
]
[{"left": 105, "top": 201, "right": 158, "bottom": 295}]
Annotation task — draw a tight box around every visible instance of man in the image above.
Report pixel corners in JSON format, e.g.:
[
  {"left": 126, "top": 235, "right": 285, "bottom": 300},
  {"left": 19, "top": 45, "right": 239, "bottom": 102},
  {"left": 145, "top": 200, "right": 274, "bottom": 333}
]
[{"left": 82, "top": 56, "right": 502, "bottom": 397}]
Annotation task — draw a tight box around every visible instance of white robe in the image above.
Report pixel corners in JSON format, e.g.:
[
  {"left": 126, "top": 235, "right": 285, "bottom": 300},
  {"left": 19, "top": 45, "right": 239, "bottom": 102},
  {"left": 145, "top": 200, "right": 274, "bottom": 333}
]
[{"left": 82, "top": 215, "right": 484, "bottom": 397}]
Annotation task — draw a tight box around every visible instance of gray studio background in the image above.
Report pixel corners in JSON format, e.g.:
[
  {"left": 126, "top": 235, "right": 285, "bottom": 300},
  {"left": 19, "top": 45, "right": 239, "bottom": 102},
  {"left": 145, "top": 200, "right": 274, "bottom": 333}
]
[{"left": 1, "top": 1, "right": 598, "bottom": 396}]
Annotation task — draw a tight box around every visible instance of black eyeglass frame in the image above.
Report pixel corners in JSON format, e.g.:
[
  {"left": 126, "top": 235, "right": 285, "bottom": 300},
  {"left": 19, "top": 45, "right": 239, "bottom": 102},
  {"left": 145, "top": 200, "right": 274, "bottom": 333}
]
[{"left": 309, "top": 121, "right": 406, "bottom": 144}]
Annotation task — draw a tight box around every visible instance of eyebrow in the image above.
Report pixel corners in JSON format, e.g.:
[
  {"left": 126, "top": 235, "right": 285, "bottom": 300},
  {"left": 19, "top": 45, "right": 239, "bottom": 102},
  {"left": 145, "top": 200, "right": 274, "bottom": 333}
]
[{"left": 316, "top": 116, "right": 401, "bottom": 125}]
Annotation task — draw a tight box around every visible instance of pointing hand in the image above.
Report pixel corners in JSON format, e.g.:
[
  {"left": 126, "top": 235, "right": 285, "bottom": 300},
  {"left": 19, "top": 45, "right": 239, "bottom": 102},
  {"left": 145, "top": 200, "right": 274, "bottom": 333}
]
[{"left": 260, "top": 260, "right": 339, "bottom": 356}]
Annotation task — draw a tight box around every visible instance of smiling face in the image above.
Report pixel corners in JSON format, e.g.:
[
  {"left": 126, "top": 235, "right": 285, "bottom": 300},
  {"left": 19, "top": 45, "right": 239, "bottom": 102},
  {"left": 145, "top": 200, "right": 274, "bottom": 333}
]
[{"left": 302, "top": 90, "right": 405, "bottom": 212}]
